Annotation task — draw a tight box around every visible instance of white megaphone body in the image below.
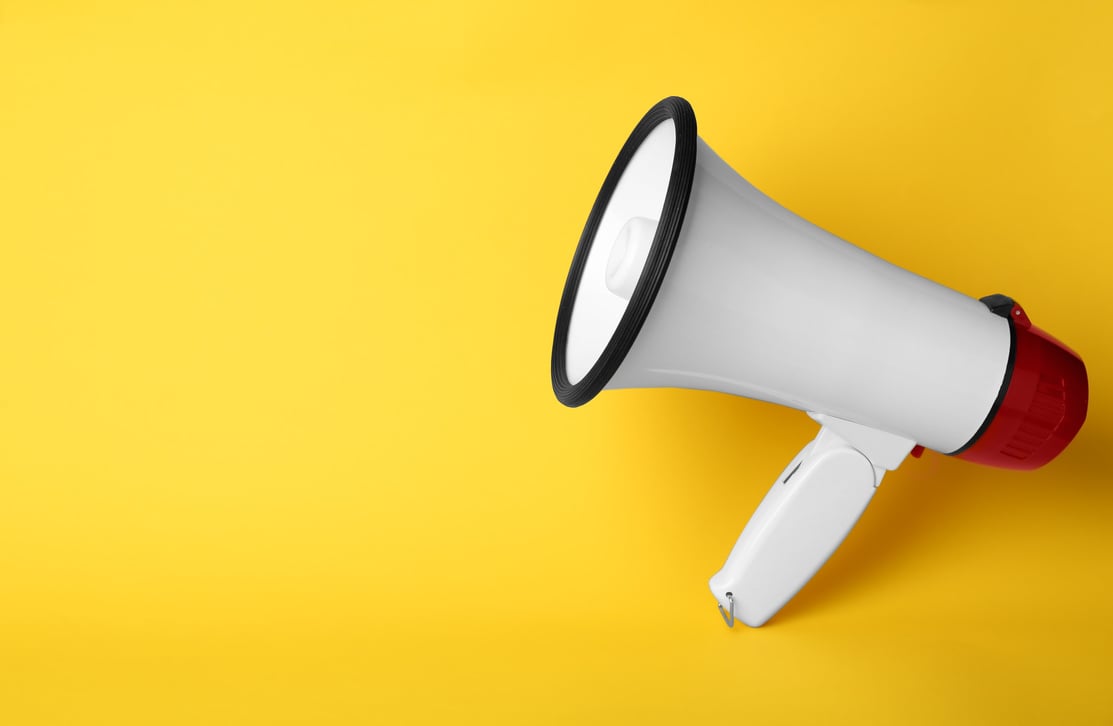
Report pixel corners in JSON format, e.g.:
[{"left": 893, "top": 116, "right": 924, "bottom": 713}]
[{"left": 551, "top": 97, "right": 1088, "bottom": 628}]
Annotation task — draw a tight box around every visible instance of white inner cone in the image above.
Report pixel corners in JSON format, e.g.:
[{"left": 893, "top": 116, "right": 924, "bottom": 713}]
[
  {"left": 563, "top": 118, "right": 676, "bottom": 384},
  {"left": 605, "top": 217, "right": 658, "bottom": 301}
]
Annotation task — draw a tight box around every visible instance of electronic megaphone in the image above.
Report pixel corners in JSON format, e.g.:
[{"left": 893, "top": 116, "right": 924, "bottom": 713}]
[{"left": 550, "top": 96, "right": 1088, "bottom": 628}]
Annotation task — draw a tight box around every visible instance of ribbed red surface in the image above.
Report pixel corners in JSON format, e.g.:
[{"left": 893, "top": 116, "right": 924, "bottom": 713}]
[{"left": 957, "top": 307, "right": 1087, "bottom": 470}]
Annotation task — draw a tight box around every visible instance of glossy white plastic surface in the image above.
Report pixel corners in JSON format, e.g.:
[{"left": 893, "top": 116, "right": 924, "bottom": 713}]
[
  {"left": 605, "top": 137, "right": 1010, "bottom": 454},
  {"left": 561, "top": 115, "right": 1015, "bottom": 629},
  {"left": 709, "top": 417, "right": 915, "bottom": 627}
]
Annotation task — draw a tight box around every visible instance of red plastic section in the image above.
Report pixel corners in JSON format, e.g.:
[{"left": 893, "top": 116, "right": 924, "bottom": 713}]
[{"left": 957, "top": 304, "right": 1088, "bottom": 470}]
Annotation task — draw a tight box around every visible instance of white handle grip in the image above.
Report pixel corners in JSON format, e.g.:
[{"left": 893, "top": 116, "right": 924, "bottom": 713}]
[{"left": 710, "top": 415, "right": 915, "bottom": 628}]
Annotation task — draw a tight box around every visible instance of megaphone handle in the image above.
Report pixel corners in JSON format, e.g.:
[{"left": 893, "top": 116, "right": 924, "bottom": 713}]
[{"left": 709, "top": 416, "right": 915, "bottom": 628}]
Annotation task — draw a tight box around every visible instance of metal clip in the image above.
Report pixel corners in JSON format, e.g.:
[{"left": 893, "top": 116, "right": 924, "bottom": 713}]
[{"left": 718, "top": 592, "right": 735, "bottom": 628}]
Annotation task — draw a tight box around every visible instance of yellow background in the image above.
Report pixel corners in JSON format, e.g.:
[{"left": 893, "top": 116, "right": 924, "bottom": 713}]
[{"left": 2, "top": 1, "right": 1111, "bottom": 723}]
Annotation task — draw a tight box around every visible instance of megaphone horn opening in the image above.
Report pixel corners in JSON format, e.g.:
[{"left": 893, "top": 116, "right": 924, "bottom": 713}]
[{"left": 551, "top": 96, "right": 697, "bottom": 407}]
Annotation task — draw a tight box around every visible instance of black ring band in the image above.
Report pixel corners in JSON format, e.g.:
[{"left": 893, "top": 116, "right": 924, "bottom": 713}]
[{"left": 946, "top": 295, "right": 1018, "bottom": 455}]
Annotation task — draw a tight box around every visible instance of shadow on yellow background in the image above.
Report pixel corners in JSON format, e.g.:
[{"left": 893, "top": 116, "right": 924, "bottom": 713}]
[{"left": 1, "top": 0, "right": 1111, "bottom": 723}]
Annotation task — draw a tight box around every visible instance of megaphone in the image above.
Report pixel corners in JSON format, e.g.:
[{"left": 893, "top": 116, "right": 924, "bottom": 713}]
[{"left": 550, "top": 96, "right": 1088, "bottom": 628}]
